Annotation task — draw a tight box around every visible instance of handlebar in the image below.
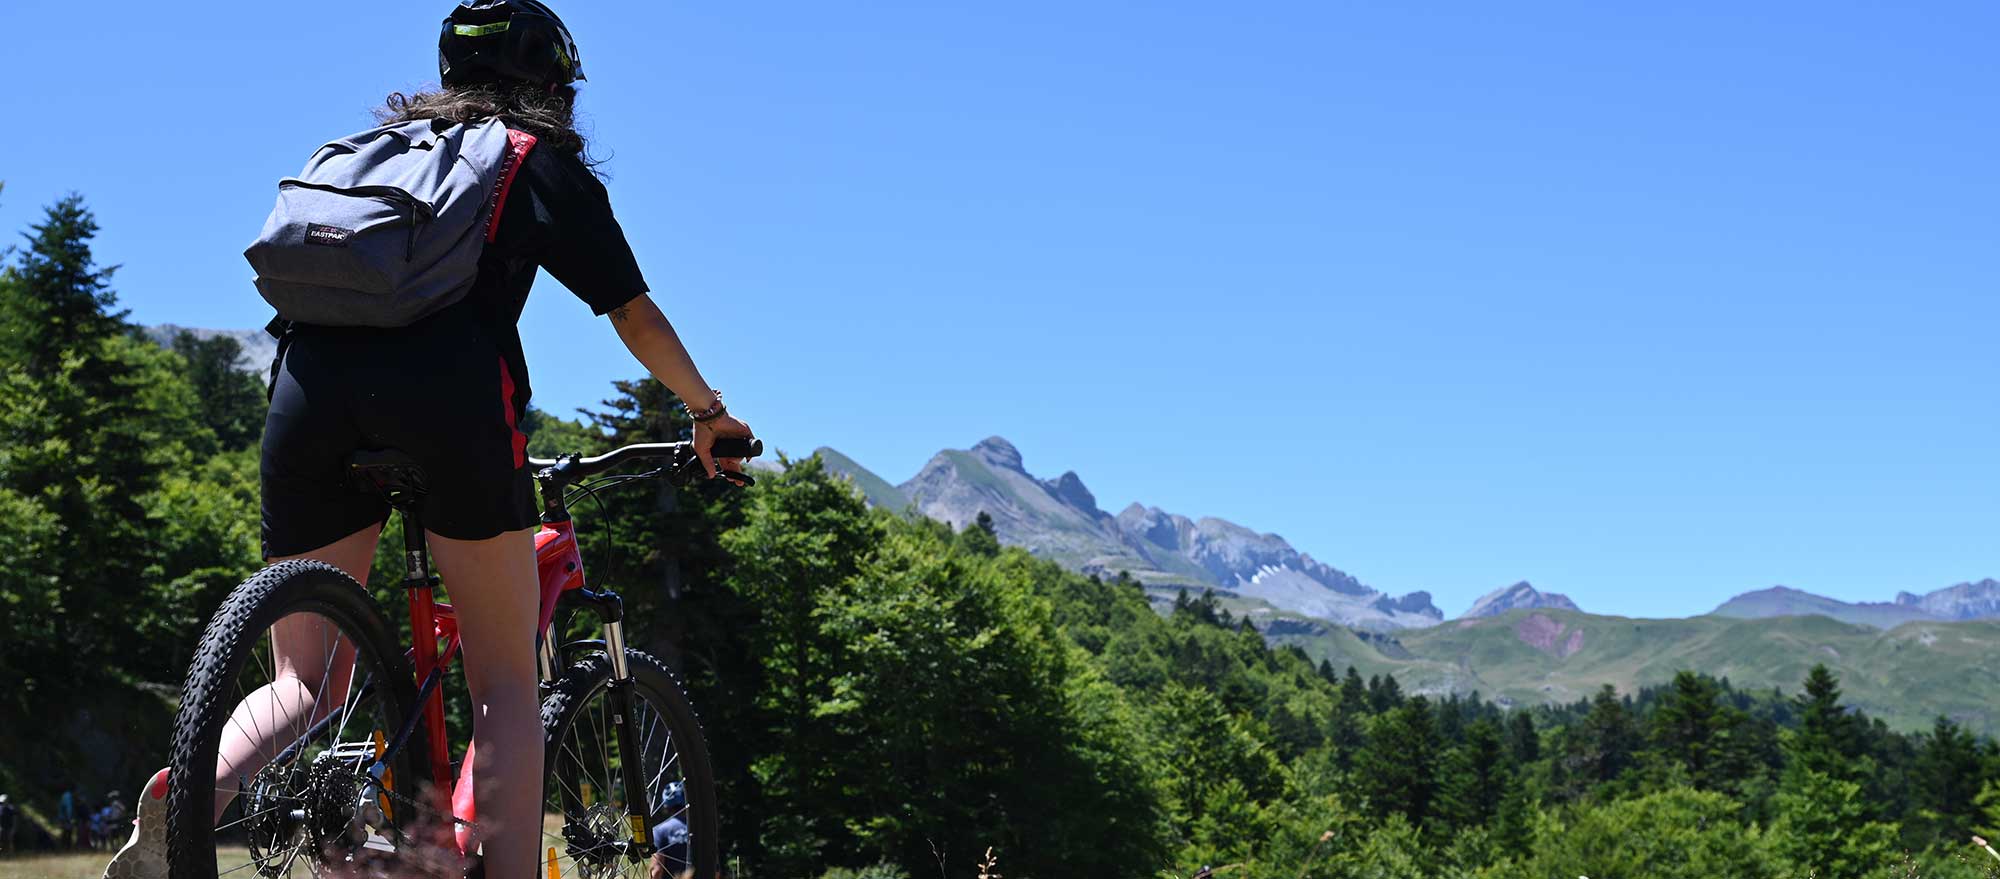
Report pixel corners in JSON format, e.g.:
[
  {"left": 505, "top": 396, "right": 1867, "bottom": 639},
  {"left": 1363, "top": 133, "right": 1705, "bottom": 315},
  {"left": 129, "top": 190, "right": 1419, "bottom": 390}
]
[{"left": 529, "top": 437, "right": 764, "bottom": 490}]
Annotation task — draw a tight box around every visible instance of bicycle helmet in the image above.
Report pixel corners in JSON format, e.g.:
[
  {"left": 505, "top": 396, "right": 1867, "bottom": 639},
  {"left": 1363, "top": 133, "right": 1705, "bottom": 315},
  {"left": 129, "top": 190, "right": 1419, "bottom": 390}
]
[
  {"left": 653, "top": 781, "right": 686, "bottom": 814},
  {"left": 439, "top": 0, "right": 585, "bottom": 87}
]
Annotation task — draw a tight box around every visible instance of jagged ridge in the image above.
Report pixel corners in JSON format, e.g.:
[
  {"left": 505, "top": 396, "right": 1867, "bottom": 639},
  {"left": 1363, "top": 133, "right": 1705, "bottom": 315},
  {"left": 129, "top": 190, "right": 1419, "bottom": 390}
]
[{"left": 828, "top": 436, "right": 1443, "bottom": 630}]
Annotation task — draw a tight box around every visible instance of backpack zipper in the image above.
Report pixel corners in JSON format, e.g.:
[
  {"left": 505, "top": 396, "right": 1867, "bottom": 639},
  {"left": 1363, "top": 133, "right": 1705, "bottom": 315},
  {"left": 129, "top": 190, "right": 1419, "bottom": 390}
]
[{"left": 277, "top": 180, "right": 437, "bottom": 261}]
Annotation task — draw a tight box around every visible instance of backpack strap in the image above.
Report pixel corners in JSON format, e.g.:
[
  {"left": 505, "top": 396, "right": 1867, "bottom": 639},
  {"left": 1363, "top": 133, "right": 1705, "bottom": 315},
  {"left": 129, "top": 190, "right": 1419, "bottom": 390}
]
[
  {"left": 485, "top": 128, "right": 540, "bottom": 242},
  {"left": 264, "top": 315, "right": 294, "bottom": 402}
]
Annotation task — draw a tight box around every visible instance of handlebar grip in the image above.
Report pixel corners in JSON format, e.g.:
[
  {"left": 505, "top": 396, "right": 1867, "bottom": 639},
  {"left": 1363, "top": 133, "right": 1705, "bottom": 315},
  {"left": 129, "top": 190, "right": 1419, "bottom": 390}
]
[{"left": 710, "top": 437, "right": 763, "bottom": 459}]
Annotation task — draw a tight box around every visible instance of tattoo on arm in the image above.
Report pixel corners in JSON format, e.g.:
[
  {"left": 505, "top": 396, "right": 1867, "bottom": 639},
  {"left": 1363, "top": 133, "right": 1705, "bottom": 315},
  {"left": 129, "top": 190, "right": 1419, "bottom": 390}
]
[{"left": 609, "top": 305, "right": 631, "bottom": 323}]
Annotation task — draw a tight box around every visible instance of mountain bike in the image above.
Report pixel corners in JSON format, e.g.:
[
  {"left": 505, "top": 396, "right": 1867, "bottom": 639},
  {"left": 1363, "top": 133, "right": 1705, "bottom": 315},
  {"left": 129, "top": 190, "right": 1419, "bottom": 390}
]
[{"left": 163, "top": 437, "right": 761, "bottom": 879}]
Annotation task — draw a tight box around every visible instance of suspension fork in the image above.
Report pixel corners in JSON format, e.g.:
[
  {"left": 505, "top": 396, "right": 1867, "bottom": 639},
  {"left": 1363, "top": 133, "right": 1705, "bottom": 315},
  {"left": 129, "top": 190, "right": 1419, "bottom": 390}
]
[
  {"left": 561, "top": 587, "right": 656, "bottom": 856},
  {"left": 607, "top": 628, "right": 655, "bottom": 854}
]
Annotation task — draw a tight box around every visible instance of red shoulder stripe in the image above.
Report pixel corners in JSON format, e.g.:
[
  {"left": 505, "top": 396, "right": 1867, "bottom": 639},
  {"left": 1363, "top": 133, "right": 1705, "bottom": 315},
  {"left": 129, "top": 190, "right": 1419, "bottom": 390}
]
[{"left": 485, "top": 128, "right": 541, "bottom": 243}]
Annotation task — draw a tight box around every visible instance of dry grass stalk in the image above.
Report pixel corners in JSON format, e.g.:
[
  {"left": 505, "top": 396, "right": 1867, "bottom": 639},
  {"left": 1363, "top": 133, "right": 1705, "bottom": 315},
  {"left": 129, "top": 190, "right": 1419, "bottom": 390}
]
[{"left": 1974, "top": 835, "right": 2000, "bottom": 863}]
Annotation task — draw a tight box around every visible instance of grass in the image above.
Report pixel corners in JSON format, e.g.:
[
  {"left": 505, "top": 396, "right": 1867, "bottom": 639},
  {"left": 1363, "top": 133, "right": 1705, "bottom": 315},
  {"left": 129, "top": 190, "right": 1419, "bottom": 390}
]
[
  {"left": 0, "top": 814, "right": 582, "bottom": 879},
  {"left": 815, "top": 447, "right": 912, "bottom": 511},
  {"left": 0, "top": 850, "right": 120, "bottom": 879},
  {"left": 0, "top": 845, "right": 276, "bottom": 879}
]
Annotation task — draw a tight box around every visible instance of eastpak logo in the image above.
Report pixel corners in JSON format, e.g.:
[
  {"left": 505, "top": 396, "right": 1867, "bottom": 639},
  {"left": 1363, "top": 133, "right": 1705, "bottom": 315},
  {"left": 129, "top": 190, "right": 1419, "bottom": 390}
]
[{"left": 305, "top": 223, "right": 355, "bottom": 247}]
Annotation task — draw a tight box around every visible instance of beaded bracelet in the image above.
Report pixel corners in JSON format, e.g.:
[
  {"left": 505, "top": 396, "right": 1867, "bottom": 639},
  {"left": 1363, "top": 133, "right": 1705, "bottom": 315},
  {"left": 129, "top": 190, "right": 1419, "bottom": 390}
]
[{"left": 687, "top": 390, "right": 726, "bottom": 423}]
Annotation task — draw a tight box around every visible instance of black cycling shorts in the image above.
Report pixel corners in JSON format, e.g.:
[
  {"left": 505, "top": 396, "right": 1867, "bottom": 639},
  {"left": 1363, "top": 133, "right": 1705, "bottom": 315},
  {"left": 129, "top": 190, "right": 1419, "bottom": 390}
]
[{"left": 260, "top": 307, "right": 540, "bottom": 559}]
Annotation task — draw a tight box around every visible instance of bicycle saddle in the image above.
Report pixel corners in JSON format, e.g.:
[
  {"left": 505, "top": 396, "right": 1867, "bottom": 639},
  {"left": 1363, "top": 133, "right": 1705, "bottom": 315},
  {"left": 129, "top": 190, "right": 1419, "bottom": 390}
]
[{"left": 348, "top": 448, "right": 428, "bottom": 506}]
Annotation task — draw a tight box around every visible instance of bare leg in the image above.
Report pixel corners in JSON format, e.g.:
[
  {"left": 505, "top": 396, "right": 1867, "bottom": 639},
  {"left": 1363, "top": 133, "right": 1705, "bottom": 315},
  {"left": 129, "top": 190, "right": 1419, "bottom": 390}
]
[
  {"left": 213, "top": 524, "right": 382, "bottom": 823},
  {"left": 426, "top": 528, "right": 543, "bottom": 879}
]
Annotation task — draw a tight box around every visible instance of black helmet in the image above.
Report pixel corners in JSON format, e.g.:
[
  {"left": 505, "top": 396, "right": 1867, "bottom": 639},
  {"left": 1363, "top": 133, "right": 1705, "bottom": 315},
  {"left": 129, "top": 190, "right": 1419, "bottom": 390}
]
[{"left": 439, "top": 0, "right": 584, "bottom": 87}]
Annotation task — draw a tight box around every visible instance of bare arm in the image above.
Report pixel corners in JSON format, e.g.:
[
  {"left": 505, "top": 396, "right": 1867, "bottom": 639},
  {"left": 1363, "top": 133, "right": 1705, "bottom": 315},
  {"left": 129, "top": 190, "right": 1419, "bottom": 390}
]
[
  {"left": 608, "top": 294, "right": 716, "bottom": 409},
  {"left": 609, "top": 293, "right": 754, "bottom": 477}
]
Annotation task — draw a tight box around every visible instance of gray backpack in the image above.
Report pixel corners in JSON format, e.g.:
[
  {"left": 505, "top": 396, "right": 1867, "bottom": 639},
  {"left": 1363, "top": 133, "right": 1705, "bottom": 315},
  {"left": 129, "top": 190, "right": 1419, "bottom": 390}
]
[{"left": 245, "top": 117, "right": 522, "bottom": 327}]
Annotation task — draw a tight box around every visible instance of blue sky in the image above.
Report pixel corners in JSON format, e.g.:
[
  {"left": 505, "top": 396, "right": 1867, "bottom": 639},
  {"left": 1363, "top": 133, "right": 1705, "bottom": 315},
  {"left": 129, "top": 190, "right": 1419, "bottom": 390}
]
[{"left": 3, "top": 2, "right": 1993, "bottom": 619}]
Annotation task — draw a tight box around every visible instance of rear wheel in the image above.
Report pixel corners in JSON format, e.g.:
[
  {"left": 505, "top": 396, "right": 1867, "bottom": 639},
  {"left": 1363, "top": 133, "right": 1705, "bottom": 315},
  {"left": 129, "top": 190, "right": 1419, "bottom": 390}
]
[
  {"left": 165, "top": 560, "right": 430, "bottom": 879},
  {"left": 540, "top": 650, "right": 720, "bottom": 879}
]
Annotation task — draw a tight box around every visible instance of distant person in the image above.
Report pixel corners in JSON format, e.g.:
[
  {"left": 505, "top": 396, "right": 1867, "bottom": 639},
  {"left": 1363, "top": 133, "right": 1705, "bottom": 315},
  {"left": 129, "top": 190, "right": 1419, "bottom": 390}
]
[
  {"left": 92, "top": 799, "right": 119, "bottom": 851},
  {"left": 57, "top": 786, "right": 75, "bottom": 848},
  {"left": 0, "top": 793, "right": 18, "bottom": 854},
  {"left": 648, "top": 782, "right": 690, "bottom": 879},
  {"left": 80, "top": 800, "right": 96, "bottom": 850}
]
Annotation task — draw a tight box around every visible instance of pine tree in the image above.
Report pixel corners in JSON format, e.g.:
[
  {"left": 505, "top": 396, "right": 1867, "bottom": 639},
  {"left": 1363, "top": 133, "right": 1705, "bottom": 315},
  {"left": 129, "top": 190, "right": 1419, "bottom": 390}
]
[
  {"left": 1267, "top": 699, "right": 1323, "bottom": 759},
  {"left": 1788, "top": 664, "right": 1864, "bottom": 780},
  {"left": 1434, "top": 718, "right": 1510, "bottom": 832},
  {"left": 1327, "top": 666, "right": 1368, "bottom": 770},
  {"left": 0, "top": 194, "right": 128, "bottom": 376},
  {"left": 169, "top": 330, "right": 267, "bottom": 452},
  {"left": 1557, "top": 685, "right": 1637, "bottom": 795},
  {"left": 1912, "top": 715, "right": 1985, "bottom": 844},
  {"left": 1489, "top": 768, "right": 1535, "bottom": 859},
  {"left": 1506, "top": 710, "right": 1540, "bottom": 764},
  {"left": 1650, "top": 671, "right": 1750, "bottom": 791},
  {"left": 1435, "top": 693, "right": 1466, "bottom": 743},
  {"left": 957, "top": 510, "right": 1000, "bottom": 556},
  {"left": 0, "top": 195, "right": 206, "bottom": 686},
  {"left": 1367, "top": 673, "right": 1404, "bottom": 713},
  {"left": 1341, "top": 666, "right": 1368, "bottom": 710},
  {"left": 1356, "top": 696, "right": 1440, "bottom": 825}
]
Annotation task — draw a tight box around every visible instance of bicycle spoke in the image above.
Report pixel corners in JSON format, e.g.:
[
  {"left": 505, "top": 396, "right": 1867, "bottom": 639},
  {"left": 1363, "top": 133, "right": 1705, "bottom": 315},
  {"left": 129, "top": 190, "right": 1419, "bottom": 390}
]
[
  {"left": 330, "top": 651, "right": 367, "bottom": 749},
  {"left": 562, "top": 737, "right": 614, "bottom": 813},
  {"left": 552, "top": 751, "right": 591, "bottom": 808},
  {"left": 312, "top": 622, "right": 344, "bottom": 729},
  {"left": 594, "top": 693, "right": 614, "bottom": 805}
]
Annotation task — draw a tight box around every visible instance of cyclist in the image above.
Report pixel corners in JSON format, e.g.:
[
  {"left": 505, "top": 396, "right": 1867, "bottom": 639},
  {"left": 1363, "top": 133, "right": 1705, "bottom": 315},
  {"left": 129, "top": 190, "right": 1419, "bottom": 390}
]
[{"left": 103, "top": 3, "right": 753, "bottom": 878}]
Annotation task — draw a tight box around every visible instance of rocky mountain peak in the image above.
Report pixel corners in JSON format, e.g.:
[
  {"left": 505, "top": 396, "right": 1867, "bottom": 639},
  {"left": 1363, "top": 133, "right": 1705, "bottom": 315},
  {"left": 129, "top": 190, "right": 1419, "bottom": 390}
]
[
  {"left": 1374, "top": 591, "right": 1437, "bottom": 615},
  {"left": 971, "top": 436, "right": 1024, "bottom": 471},
  {"left": 1118, "top": 504, "right": 1190, "bottom": 551},
  {"left": 886, "top": 436, "right": 1443, "bottom": 630},
  {"left": 1461, "top": 581, "right": 1580, "bottom": 619},
  {"left": 142, "top": 324, "right": 276, "bottom": 373},
  {"left": 1893, "top": 578, "right": 2000, "bottom": 620},
  {"left": 1043, "top": 470, "right": 1100, "bottom": 515}
]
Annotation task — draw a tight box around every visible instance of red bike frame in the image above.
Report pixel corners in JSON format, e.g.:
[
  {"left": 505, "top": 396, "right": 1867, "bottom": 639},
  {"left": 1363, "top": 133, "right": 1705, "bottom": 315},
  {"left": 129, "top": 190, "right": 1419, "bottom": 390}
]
[
  {"left": 398, "top": 517, "right": 588, "bottom": 848},
  {"left": 353, "top": 437, "right": 753, "bottom": 855}
]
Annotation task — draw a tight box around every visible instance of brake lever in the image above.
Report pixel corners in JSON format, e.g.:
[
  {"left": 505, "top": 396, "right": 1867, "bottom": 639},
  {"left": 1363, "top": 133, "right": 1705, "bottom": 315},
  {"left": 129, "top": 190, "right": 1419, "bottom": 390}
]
[
  {"left": 669, "top": 453, "right": 756, "bottom": 490},
  {"left": 684, "top": 469, "right": 753, "bottom": 500}
]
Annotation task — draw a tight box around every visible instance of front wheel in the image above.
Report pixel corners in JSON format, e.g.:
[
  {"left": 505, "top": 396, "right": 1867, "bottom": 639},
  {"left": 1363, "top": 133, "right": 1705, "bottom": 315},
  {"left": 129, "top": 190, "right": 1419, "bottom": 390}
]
[{"left": 540, "top": 650, "right": 720, "bottom": 879}]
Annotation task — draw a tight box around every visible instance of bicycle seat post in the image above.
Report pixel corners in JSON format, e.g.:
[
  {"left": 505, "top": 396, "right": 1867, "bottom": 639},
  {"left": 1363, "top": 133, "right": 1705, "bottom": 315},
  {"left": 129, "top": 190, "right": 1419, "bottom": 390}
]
[
  {"left": 349, "top": 449, "right": 453, "bottom": 791},
  {"left": 399, "top": 506, "right": 432, "bottom": 589},
  {"left": 347, "top": 450, "right": 437, "bottom": 590}
]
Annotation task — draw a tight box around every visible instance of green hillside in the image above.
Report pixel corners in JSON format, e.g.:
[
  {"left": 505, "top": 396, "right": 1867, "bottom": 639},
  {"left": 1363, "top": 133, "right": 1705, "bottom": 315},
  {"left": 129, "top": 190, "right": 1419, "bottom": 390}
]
[
  {"left": 814, "top": 446, "right": 911, "bottom": 510},
  {"left": 1711, "top": 585, "right": 1938, "bottom": 628},
  {"left": 1268, "top": 607, "right": 2000, "bottom": 734}
]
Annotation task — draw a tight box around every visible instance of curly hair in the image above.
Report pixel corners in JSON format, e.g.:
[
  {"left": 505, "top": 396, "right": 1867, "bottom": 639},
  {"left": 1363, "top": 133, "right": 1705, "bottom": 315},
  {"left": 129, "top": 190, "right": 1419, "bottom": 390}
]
[{"left": 376, "top": 83, "right": 595, "bottom": 165}]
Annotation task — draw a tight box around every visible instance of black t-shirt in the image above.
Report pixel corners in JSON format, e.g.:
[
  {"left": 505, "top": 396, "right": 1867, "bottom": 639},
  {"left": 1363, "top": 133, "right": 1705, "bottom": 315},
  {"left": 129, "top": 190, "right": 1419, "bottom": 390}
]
[{"left": 470, "top": 142, "right": 649, "bottom": 409}]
